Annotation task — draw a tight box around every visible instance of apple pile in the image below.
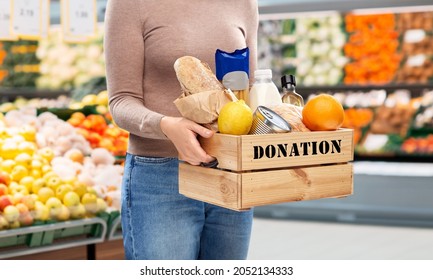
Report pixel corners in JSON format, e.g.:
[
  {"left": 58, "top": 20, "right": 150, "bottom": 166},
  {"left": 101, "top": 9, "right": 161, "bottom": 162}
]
[
  {"left": 401, "top": 135, "right": 433, "bottom": 154},
  {"left": 0, "top": 111, "right": 120, "bottom": 231},
  {"left": 68, "top": 112, "right": 128, "bottom": 157}
]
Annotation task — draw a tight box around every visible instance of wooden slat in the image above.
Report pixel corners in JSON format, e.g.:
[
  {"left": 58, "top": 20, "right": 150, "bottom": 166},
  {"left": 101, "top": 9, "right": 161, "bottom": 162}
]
[
  {"left": 179, "top": 163, "right": 241, "bottom": 210},
  {"left": 179, "top": 163, "right": 353, "bottom": 211},
  {"left": 241, "top": 163, "right": 353, "bottom": 209},
  {"left": 200, "top": 129, "right": 354, "bottom": 171},
  {"left": 200, "top": 133, "right": 241, "bottom": 171}
]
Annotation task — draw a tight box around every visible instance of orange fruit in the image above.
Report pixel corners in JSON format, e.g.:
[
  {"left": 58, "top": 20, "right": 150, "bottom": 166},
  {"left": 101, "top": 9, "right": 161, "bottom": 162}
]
[{"left": 302, "top": 94, "right": 344, "bottom": 131}]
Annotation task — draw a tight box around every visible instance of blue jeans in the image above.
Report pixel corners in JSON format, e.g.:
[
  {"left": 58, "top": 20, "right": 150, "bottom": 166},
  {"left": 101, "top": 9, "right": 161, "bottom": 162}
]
[{"left": 121, "top": 153, "right": 254, "bottom": 260}]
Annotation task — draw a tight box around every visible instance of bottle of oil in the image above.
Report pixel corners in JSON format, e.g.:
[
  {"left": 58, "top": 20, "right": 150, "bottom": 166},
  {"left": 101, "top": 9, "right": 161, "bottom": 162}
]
[{"left": 281, "top": 75, "right": 304, "bottom": 107}]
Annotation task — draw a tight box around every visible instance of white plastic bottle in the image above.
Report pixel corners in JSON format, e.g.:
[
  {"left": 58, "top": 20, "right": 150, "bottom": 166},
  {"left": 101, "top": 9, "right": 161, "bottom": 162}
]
[{"left": 248, "top": 69, "right": 282, "bottom": 112}]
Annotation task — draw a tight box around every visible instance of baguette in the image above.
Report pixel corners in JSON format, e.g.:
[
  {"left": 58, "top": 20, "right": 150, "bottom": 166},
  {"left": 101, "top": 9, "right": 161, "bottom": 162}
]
[{"left": 174, "top": 56, "right": 224, "bottom": 95}]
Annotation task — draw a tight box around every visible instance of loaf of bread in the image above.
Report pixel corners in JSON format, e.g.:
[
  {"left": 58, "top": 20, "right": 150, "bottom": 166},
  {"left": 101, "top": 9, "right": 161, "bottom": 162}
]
[
  {"left": 270, "top": 104, "right": 310, "bottom": 132},
  {"left": 174, "top": 56, "right": 224, "bottom": 95}
]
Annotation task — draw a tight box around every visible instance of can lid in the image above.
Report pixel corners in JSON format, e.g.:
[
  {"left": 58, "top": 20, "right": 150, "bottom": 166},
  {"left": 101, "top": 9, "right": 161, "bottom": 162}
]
[{"left": 255, "top": 106, "right": 291, "bottom": 133}]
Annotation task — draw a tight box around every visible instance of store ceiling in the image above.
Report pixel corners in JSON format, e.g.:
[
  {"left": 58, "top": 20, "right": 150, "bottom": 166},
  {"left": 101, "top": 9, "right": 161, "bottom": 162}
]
[{"left": 258, "top": 0, "right": 433, "bottom": 14}]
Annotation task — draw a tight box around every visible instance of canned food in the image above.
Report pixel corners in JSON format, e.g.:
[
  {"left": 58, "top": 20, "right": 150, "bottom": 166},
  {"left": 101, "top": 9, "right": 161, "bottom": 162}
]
[{"left": 249, "top": 106, "right": 291, "bottom": 134}]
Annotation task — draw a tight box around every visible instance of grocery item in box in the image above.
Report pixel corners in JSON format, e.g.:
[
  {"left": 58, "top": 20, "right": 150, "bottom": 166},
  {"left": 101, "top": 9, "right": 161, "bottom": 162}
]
[
  {"left": 173, "top": 56, "right": 233, "bottom": 124},
  {"left": 215, "top": 47, "right": 250, "bottom": 102}
]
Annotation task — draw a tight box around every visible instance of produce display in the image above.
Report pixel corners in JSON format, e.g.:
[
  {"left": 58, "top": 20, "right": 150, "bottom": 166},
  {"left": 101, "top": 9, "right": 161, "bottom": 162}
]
[
  {"left": 68, "top": 113, "right": 128, "bottom": 157},
  {"left": 0, "top": 104, "right": 123, "bottom": 231},
  {"left": 295, "top": 15, "right": 347, "bottom": 86},
  {"left": 395, "top": 12, "right": 433, "bottom": 84},
  {"left": 344, "top": 13, "right": 401, "bottom": 85},
  {"left": 0, "top": 40, "right": 40, "bottom": 88},
  {"left": 0, "top": 95, "right": 71, "bottom": 113},
  {"left": 0, "top": 42, "right": 7, "bottom": 83},
  {"left": 326, "top": 89, "right": 433, "bottom": 157},
  {"left": 36, "top": 27, "right": 105, "bottom": 90}
]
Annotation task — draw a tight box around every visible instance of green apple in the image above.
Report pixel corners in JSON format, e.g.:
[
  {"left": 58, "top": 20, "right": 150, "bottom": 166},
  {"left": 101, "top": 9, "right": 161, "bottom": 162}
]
[
  {"left": 3, "top": 205, "right": 20, "bottom": 223},
  {"left": 33, "top": 201, "right": 49, "bottom": 221},
  {"left": 9, "top": 220, "right": 20, "bottom": 229},
  {"left": 96, "top": 198, "right": 107, "bottom": 213},
  {"left": 37, "top": 147, "right": 54, "bottom": 163},
  {"left": 0, "top": 215, "right": 9, "bottom": 230},
  {"left": 45, "top": 197, "right": 62, "bottom": 219},
  {"left": 72, "top": 182, "right": 87, "bottom": 198},
  {"left": 19, "top": 176, "right": 35, "bottom": 192},
  {"left": 46, "top": 176, "right": 62, "bottom": 191},
  {"left": 56, "top": 205, "right": 70, "bottom": 221},
  {"left": 10, "top": 165, "right": 29, "bottom": 182},
  {"left": 14, "top": 153, "right": 32, "bottom": 169},
  {"left": 70, "top": 203, "right": 86, "bottom": 219},
  {"left": 37, "top": 187, "right": 54, "bottom": 203},
  {"left": 0, "top": 159, "right": 16, "bottom": 173},
  {"left": 10, "top": 184, "right": 29, "bottom": 196},
  {"left": 63, "top": 191, "right": 80, "bottom": 208},
  {"left": 81, "top": 193, "right": 98, "bottom": 214},
  {"left": 55, "top": 184, "right": 73, "bottom": 201},
  {"left": 32, "top": 178, "right": 47, "bottom": 194},
  {"left": 31, "top": 159, "right": 43, "bottom": 170}
]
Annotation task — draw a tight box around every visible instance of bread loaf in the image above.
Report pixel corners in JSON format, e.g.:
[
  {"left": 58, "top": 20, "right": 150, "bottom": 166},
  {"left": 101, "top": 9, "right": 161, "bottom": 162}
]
[
  {"left": 174, "top": 56, "right": 224, "bottom": 95},
  {"left": 270, "top": 104, "right": 310, "bottom": 132}
]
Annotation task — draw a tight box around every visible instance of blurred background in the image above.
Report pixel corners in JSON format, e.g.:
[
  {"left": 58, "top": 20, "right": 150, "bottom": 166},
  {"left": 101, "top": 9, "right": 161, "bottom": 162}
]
[{"left": 0, "top": 0, "right": 433, "bottom": 260}]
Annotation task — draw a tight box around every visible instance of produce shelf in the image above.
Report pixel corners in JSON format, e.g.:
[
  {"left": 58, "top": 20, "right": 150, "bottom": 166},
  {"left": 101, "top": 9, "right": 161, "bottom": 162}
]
[
  {"left": 106, "top": 211, "right": 122, "bottom": 241},
  {"left": 0, "top": 217, "right": 107, "bottom": 259}
]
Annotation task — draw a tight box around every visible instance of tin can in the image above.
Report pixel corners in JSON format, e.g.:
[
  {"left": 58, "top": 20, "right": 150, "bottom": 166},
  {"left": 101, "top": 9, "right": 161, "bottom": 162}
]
[{"left": 249, "top": 106, "right": 291, "bottom": 134}]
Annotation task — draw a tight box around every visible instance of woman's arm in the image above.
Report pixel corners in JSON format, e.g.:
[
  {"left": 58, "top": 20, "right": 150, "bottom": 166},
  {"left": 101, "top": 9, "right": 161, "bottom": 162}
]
[
  {"left": 104, "top": 0, "right": 166, "bottom": 140},
  {"left": 246, "top": 0, "right": 259, "bottom": 80}
]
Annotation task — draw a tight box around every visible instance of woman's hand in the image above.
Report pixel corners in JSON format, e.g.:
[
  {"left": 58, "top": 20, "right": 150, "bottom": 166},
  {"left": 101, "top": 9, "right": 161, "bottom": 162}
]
[{"left": 160, "top": 116, "right": 215, "bottom": 165}]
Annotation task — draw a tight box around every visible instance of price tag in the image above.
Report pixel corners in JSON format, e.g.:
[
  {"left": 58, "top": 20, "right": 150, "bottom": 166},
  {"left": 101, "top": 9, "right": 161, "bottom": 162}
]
[
  {"left": 12, "top": 0, "right": 42, "bottom": 39},
  {"left": 41, "top": 0, "right": 49, "bottom": 38},
  {"left": 0, "top": 0, "right": 18, "bottom": 40},
  {"left": 406, "top": 54, "right": 426, "bottom": 67},
  {"left": 62, "top": 0, "right": 96, "bottom": 41},
  {"left": 404, "top": 29, "right": 426, "bottom": 43}
]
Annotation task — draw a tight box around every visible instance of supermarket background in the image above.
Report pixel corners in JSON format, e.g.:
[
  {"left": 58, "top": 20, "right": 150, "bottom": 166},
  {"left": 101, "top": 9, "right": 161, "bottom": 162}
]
[{"left": 1, "top": 0, "right": 433, "bottom": 260}]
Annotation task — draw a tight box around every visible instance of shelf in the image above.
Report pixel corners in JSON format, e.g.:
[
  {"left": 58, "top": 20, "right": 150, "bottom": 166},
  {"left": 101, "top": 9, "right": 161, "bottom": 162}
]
[
  {"left": 296, "top": 84, "right": 433, "bottom": 98},
  {"left": 106, "top": 211, "right": 122, "bottom": 241},
  {"left": 0, "top": 217, "right": 107, "bottom": 259},
  {"left": 0, "top": 87, "right": 70, "bottom": 102},
  {"left": 258, "top": 0, "right": 433, "bottom": 15}
]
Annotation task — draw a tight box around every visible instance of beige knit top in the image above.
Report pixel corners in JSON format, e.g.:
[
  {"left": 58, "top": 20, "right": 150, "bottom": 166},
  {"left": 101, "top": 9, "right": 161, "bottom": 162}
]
[{"left": 104, "top": 0, "right": 258, "bottom": 157}]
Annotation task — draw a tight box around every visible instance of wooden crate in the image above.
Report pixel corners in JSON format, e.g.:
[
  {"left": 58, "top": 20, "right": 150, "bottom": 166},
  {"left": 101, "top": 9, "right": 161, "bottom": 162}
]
[{"left": 179, "top": 129, "right": 354, "bottom": 211}]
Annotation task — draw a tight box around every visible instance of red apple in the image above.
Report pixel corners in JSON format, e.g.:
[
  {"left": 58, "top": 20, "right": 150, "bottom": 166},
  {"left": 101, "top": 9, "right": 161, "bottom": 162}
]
[
  {"left": 0, "top": 171, "right": 11, "bottom": 186},
  {"left": 0, "top": 195, "right": 13, "bottom": 211},
  {"left": 0, "top": 184, "right": 8, "bottom": 196}
]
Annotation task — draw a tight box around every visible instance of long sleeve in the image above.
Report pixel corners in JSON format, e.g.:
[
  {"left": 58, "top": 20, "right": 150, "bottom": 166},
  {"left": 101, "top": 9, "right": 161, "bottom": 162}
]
[
  {"left": 104, "top": 0, "right": 167, "bottom": 140},
  {"left": 246, "top": 0, "right": 259, "bottom": 81}
]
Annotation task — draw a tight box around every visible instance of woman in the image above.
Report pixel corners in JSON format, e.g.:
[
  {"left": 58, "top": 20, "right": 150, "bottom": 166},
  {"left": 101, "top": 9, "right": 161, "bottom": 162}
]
[{"left": 104, "top": 0, "right": 258, "bottom": 260}]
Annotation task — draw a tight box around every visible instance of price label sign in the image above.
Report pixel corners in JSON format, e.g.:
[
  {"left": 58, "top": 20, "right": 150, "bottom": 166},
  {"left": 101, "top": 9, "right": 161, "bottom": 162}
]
[
  {"left": 41, "top": 0, "right": 49, "bottom": 38},
  {"left": 63, "top": 0, "right": 96, "bottom": 41},
  {"left": 12, "top": 0, "right": 42, "bottom": 39},
  {"left": 0, "top": 0, "right": 17, "bottom": 40}
]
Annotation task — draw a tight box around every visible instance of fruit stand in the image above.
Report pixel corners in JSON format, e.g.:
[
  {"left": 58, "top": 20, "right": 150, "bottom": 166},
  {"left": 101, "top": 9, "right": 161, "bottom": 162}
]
[{"left": 0, "top": 216, "right": 107, "bottom": 259}]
